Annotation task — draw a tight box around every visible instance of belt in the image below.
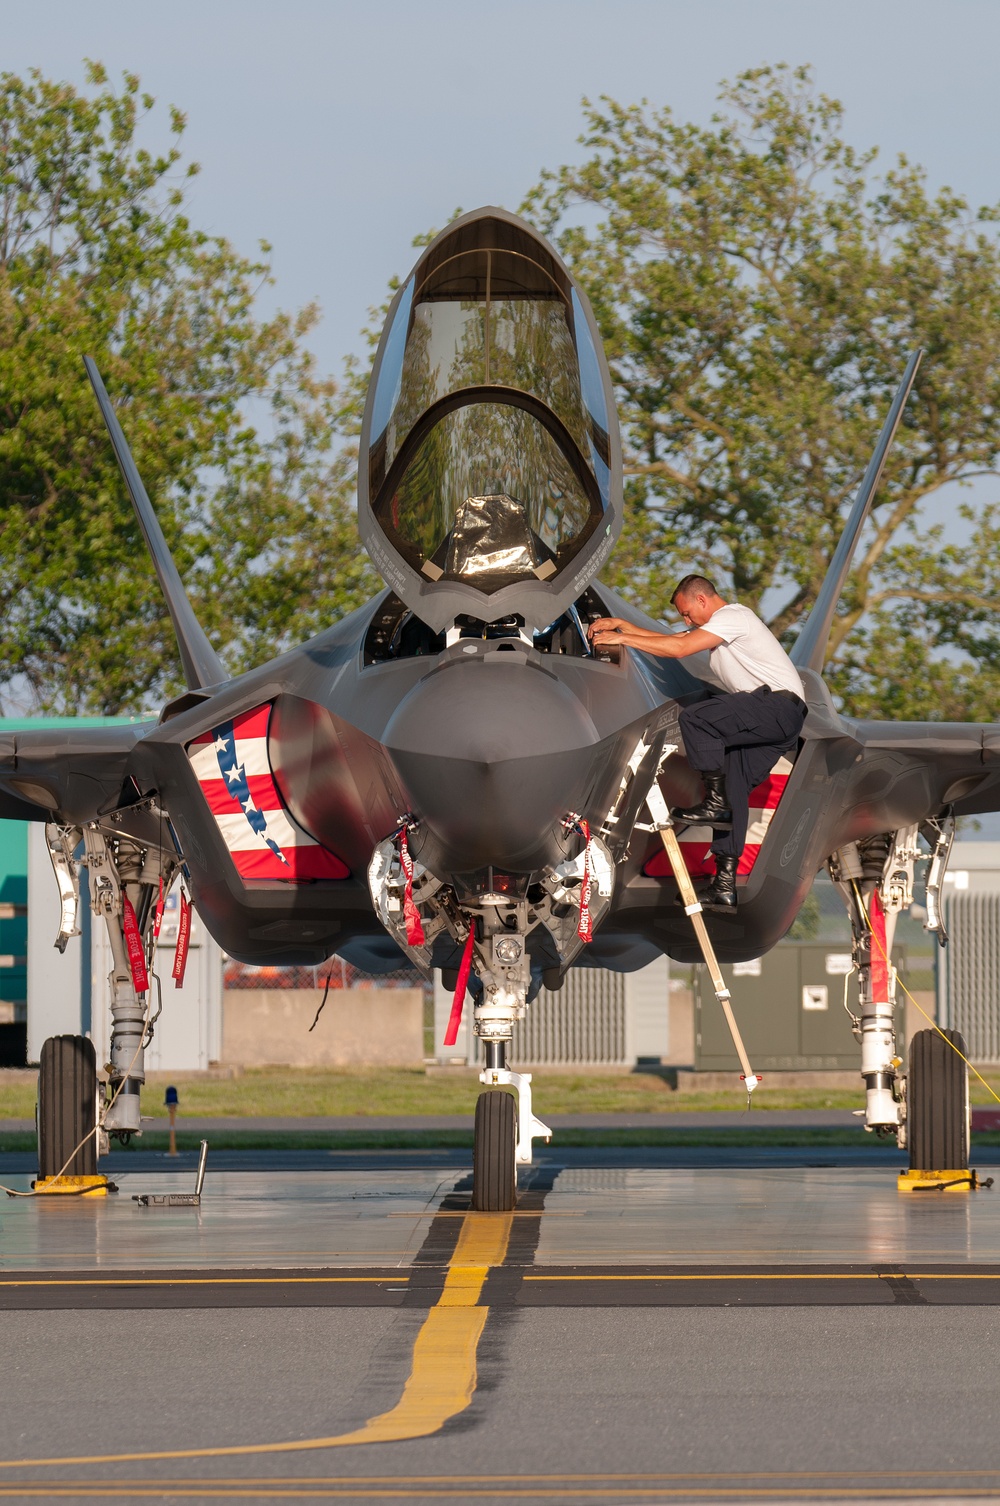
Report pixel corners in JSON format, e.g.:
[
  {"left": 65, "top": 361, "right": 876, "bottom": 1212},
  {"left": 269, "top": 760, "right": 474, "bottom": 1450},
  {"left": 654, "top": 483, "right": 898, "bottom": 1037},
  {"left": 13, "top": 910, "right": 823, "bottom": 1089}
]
[{"left": 772, "top": 688, "right": 807, "bottom": 710}]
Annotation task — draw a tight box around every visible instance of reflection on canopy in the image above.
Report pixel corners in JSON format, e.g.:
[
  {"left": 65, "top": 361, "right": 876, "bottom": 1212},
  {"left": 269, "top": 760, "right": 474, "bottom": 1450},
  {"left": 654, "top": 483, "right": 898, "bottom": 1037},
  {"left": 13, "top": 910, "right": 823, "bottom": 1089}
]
[
  {"left": 380, "top": 401, "right": 594, "bottom": 585},
  {"left": 368, "top": 222, "right": 611, "bottom": 595}
]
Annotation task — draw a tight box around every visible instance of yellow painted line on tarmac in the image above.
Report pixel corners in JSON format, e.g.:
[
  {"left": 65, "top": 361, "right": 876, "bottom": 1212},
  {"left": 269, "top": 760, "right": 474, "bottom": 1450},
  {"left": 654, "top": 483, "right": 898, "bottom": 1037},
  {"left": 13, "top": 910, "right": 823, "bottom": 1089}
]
[
  {"left": 873, "top": 1272, "right": 1000, "bottom": 1280},
  {"left": 524, "top": 1270, "right": 1000, "bottom": 1281},
  {"left": 0, "top": 1277, "right": 399, "bottom": 1288},
  {"left": 3, "top": 1484, "right": 1000, "bottom": 1500},
  {"left": 525, "top": 1272, "right": 873, "bottom": 1281},
  {"left": 5, "top": 1475, "right": 1000, "bottom": 1487},
  {"left": 0, "top": 1211, "right": 513, "bottom": 1469},
  {"left": 6, "top": 1470, "right": 1000, "bottom": 1502},
  {"left": 330, "top": 1211, "right": 513, "bottom": 1447}
]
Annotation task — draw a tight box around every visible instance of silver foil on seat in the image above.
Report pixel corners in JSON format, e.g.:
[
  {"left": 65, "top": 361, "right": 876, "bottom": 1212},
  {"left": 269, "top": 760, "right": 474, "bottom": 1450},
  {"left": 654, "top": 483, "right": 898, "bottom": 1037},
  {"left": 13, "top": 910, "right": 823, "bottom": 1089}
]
[{"left": 445, "top": 494, "right": 547, "bottom": 588}]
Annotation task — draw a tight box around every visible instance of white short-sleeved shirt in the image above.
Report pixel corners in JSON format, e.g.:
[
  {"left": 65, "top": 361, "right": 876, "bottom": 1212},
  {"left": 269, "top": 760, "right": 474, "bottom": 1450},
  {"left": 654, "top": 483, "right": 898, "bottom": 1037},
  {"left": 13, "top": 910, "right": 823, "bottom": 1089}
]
[{"left": 691, "top": 603, "right": 804, "bottom": 698}]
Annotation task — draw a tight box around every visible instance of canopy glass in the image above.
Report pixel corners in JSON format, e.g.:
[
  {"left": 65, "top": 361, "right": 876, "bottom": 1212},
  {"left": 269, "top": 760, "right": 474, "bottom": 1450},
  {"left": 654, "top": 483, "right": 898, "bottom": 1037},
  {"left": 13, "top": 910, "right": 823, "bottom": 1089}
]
[{"left": 368, "top": 234, "right": 611, "bottom": 594}]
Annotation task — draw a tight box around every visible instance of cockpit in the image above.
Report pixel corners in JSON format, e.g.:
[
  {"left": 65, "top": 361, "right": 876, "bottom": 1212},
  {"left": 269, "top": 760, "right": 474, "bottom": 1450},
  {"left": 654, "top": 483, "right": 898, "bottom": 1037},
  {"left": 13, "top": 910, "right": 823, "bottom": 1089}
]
[{"left": 360, "top": 211, "right": 619, "bottom": 629}]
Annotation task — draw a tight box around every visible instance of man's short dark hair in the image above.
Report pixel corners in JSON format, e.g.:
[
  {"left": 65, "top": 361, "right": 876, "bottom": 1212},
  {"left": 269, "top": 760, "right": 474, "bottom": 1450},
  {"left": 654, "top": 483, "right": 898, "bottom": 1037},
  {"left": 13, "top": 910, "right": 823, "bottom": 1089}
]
[{"left": 671, "top": 573, "right": 718, "bottom": 605}]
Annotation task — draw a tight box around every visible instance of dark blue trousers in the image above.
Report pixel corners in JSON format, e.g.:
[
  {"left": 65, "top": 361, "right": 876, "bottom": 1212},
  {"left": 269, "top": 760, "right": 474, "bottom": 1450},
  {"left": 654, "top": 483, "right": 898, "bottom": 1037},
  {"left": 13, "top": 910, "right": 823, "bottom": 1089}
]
[{"left": 678, "top": 688, "right": 805, "bottom": 859}]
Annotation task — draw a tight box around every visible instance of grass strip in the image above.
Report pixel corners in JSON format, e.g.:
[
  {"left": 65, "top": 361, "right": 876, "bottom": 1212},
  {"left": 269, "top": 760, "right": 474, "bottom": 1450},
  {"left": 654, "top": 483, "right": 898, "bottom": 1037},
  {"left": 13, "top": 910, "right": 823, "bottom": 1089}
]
[
  {"left": 2, "top": 1128, "right": 996, "bottom": 1153},
  {"left": 2, "top": 1066, "right": 999, "bottom": 1119}
]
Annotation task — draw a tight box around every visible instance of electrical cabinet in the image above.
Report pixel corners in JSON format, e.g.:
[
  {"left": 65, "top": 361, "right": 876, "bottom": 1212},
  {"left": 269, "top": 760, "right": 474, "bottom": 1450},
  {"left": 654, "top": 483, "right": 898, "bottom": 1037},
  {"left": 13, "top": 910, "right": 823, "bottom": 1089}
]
[{"left": 695, "top": 944, "right": 908, "bottom": 1072}]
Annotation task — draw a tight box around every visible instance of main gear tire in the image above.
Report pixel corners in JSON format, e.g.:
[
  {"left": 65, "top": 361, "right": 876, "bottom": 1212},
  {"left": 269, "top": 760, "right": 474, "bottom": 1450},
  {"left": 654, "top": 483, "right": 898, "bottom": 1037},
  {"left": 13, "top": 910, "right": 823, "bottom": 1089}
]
[
  {"left": 37, "top": 1035, "right": 98, "bottom": 1180},
  {"left": 907, "top": 1027, "right": 969, "bottom": 1172},
  {"left": 472, "top": 1088, "right": 516, "bottom": 1212}
]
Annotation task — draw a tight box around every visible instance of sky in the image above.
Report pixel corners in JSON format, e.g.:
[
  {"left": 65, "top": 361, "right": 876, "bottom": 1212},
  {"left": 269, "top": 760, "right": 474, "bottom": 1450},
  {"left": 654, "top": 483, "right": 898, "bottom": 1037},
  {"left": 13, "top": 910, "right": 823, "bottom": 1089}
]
[{"left": 7, "top": 0, "right": 1000, "bottom": 379}]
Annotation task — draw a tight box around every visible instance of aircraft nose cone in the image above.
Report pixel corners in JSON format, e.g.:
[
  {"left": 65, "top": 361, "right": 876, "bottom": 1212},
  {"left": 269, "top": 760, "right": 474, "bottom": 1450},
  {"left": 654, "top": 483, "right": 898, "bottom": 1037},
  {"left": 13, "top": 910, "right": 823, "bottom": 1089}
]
[{"left": 383, "top": 654, "right": 600, "bottom": 872}]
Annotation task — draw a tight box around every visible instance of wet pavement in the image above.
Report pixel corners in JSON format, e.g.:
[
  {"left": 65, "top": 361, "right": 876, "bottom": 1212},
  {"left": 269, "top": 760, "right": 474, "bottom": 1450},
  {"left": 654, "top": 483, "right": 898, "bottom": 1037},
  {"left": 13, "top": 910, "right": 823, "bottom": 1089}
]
[
  {"left": 3, "top": 1151, "right": 1000, "bottom": 1502},
  {"left": 0, "top": 1155, "right": 997, "bottom": 1271}
]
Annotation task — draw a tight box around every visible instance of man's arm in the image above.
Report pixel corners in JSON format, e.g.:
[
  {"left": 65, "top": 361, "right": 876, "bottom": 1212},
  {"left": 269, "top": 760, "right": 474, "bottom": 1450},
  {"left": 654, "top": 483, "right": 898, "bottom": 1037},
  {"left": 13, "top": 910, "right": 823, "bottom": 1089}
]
[{"left": 588, "top": 617, "right": 722, "bottom": 659}]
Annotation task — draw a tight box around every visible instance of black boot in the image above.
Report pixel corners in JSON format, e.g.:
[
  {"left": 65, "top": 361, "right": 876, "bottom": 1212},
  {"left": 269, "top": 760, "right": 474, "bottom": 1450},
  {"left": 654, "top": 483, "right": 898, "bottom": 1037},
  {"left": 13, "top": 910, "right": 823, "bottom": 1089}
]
[
  {"left": 672, "top": 772, "right": 732, "bottom": 829},
  {"left": 703, "top": 854, "right": 738, "bottom": 910}
]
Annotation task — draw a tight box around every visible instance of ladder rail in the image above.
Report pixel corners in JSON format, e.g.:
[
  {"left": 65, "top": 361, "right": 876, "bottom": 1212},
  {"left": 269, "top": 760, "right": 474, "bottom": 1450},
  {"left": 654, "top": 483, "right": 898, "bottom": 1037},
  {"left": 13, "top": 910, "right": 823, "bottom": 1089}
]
[{"left": 645, "top": 782, "right": 759, "bottom": 1093}]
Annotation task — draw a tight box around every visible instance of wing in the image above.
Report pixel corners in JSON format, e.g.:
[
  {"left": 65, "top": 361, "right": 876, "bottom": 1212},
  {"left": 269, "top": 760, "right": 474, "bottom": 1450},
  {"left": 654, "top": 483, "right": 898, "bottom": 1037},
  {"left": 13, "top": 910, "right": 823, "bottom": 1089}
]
[
  {"left": 0, "top": 722, "right": 151, "bottom": 824},
  {"left": 847, "top": 718, "right": 1000, "bottom": 820}
]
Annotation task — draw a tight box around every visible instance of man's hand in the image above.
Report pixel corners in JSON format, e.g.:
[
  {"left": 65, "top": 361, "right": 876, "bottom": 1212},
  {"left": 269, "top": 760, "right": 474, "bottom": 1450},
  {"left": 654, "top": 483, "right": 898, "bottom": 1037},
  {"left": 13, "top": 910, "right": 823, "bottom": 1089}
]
[
  {"left": 588, "top": 617, "right": 630, "bottom": 643},
  {"left": 587, "top": 616, "right": 723, "bottom": 659}
]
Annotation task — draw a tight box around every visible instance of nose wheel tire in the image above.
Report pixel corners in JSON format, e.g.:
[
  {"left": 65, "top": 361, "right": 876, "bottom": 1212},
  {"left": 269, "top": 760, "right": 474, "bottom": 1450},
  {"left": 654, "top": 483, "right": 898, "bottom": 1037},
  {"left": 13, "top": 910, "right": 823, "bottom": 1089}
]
[
  {"left": 907, "top": 1027, "right": 970, "bottom": 1172},
  {"left": 38, "top": 1035, "right": 99, "bottom": 1180},
  {"left": 473, "top": 1088, "right": 516, "bottom": 1211}
]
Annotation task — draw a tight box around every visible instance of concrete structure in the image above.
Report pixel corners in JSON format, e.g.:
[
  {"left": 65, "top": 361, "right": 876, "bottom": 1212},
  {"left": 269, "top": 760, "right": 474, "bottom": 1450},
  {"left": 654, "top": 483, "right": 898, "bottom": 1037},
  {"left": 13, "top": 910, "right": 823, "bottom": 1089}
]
[{"left": 222, "top": 987, "right": 424, "bottom": 1067}]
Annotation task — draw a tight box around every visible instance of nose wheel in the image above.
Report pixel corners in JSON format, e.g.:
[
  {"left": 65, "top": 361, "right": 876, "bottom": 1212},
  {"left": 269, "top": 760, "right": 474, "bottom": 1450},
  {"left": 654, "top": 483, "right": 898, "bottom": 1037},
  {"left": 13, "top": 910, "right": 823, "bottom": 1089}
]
[{"left": 472, "top": 1088, "right": 517, "bottom": 1211}]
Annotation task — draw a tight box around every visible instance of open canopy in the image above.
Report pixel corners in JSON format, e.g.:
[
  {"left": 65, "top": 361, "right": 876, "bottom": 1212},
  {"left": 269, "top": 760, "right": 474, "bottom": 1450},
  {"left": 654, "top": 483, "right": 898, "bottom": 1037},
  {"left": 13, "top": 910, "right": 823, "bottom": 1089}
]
[{"left": 358, "top": 209, "right": 622, "bottom": 632}]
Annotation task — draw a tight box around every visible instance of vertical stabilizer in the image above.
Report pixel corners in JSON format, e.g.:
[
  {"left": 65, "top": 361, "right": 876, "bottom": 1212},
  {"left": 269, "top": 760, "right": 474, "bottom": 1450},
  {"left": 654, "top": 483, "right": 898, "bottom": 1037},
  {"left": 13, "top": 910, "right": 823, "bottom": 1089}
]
[
  {"left": 791, "top": 349, "right": 923, "bottom": 674},
  {"left": 84, "top": 358, "right": 226, "bottom": 692}
]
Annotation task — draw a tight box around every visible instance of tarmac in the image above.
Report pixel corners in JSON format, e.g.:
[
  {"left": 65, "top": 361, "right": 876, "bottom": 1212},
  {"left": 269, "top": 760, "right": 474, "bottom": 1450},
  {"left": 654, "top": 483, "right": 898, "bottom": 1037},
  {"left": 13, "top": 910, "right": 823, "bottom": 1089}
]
[{"left": 1, "top": 1126, "right": 1000, "bottom": 1503}]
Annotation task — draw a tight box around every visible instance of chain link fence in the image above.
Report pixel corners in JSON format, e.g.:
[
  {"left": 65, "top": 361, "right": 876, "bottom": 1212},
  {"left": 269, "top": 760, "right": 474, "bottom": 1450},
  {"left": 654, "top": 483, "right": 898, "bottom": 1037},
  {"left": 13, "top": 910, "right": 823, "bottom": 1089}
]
[{"left": 224, "top": 959, "right": 428, "bottom": 993}]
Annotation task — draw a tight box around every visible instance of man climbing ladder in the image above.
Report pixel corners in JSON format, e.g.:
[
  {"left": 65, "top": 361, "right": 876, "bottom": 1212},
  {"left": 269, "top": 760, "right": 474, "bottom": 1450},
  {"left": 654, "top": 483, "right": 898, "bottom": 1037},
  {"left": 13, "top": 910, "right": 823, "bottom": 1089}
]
[{"left": 589, "top": 574, "right": 807, "bottom": 910}]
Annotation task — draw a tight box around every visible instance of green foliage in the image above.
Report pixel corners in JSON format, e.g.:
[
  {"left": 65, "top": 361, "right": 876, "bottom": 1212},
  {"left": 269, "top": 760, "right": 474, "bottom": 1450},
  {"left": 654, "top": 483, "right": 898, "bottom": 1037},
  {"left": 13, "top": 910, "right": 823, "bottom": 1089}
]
[
  {"left": 788, "top": 891, "right": 821, "bottom": 940},
  {"left": 0, "top": 63, "right": 375, "bottom": 714},
  {"left": 826, "top": 501, "right": 1000, "bottom": 717},
  {"left": 524, "top": 65, "right": 1000, "bottom": 718}
]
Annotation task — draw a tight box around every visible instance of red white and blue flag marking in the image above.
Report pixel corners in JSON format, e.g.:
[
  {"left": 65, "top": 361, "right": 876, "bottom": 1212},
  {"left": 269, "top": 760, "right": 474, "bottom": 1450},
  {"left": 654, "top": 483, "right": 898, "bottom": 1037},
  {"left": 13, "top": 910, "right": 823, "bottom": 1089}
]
[
  {"left": 643, "top": 756, "right": 793, "bottom": 880},
  {"left": 187, "top": 704, "right": 349, "bottom": 882}
]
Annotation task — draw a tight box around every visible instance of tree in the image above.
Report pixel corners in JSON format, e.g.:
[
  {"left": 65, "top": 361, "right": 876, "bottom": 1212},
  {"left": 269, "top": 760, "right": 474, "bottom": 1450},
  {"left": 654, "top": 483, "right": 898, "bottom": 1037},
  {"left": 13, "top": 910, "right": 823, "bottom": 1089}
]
[
  {"left": 525, "top": 66, "right": 1000, "bottom": 719},
  {"left": 0, "top": 63, "right": 375, "bottom": 716}
]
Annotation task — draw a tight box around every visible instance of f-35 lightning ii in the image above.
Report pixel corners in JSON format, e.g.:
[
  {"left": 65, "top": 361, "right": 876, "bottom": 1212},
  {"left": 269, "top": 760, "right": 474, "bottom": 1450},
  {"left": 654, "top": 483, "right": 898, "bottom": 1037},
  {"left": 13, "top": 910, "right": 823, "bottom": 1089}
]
[{"left": 5, "top": 208, "right": 994, "bottom": 1206}]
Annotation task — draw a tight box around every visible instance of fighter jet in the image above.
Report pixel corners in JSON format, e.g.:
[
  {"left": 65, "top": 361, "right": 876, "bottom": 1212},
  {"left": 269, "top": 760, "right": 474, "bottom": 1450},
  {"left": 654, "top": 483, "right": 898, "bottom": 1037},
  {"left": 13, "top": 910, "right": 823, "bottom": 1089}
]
[{"left": 4, "top": 208, "right": 995, "bottom": 1207}]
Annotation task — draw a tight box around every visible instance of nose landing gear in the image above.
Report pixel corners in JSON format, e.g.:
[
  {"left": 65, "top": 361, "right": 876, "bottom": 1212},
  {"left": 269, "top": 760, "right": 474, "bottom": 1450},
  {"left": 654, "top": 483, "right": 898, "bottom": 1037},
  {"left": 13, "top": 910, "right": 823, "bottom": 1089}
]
[
  {"left": 472, "top": 1038, "right": 552, "bottom": 1211},
  {"left": 366, "top": 831, "right": 571, "bottom": 1210}
]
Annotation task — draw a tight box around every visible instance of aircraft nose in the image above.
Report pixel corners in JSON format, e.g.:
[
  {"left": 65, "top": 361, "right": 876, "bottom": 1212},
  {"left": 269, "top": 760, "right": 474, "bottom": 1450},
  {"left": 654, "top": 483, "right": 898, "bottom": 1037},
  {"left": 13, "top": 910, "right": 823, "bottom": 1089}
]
[{"left": 383, "top": 653, "right": 600, "bottom": 873}]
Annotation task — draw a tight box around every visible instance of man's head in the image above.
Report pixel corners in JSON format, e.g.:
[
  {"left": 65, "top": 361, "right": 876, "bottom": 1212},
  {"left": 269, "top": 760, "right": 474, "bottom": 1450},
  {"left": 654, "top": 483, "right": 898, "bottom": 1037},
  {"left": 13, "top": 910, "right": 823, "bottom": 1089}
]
[{"left": 671, "top": 573, "right": 726, "bottom": 627}]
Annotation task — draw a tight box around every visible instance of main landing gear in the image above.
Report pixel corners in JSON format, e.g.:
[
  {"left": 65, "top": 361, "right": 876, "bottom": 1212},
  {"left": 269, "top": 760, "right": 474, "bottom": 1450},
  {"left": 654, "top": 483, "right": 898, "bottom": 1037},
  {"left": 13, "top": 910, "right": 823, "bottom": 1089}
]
[
  {"left": 35, "top": 816, "right": 179, "bottom": 1190},
  {"left": 829, "top": 819, "right": 978, "bottom": 1186}
]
